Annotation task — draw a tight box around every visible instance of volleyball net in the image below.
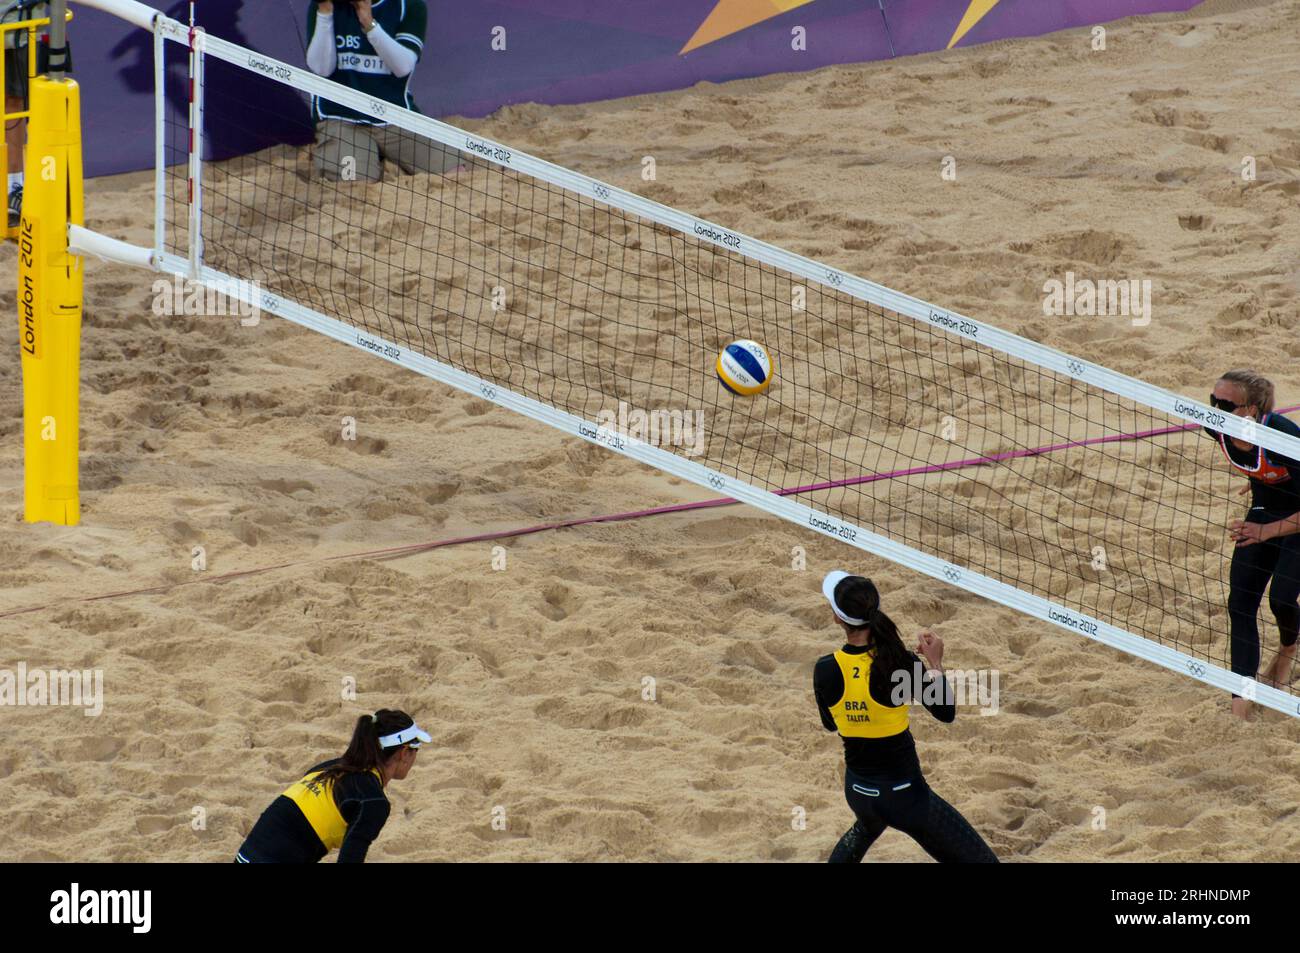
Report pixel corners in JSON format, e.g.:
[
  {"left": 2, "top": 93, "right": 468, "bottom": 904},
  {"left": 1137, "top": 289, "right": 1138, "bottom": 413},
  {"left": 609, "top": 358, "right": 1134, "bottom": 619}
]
[{"left": 53, "top": 1, "right": 1300, "bottom": 716}]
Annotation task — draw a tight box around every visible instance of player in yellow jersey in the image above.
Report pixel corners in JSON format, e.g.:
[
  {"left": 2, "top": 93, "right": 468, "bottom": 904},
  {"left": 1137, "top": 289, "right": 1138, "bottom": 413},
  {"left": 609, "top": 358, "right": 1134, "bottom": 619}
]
[
  {"left": 814, "top": 571, "right": 997, "bottom": 863},
  {"left": 236, "top": 709, "right": 430, "bottom": 863}
]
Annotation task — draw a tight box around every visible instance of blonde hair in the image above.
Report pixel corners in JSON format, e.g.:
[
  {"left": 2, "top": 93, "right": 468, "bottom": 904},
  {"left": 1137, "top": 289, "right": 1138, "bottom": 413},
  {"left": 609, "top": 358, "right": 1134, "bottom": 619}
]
[{"left": 1218, "top": 369, "right": 1275, "bottom": 415}]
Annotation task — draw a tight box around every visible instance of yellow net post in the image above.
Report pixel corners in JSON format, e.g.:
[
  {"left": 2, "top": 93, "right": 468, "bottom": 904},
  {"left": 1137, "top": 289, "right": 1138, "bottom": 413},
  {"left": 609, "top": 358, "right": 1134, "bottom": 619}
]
[{"left": 16, "top": 1, "right": 82, "bottom": 525}]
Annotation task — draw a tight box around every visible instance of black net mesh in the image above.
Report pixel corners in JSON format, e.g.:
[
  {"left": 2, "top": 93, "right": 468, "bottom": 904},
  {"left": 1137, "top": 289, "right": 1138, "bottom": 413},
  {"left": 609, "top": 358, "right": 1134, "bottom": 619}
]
[{"left": 162, "top": 57, "right": 1299, "bottom": 701}]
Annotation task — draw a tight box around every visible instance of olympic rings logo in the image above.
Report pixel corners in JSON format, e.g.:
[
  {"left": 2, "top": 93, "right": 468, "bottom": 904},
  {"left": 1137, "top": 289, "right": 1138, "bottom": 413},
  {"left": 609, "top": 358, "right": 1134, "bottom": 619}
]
[
  {"left": 825, "top": 270, "right": 844, "bottom": 287},
  {"left": 1186, "top": 660, "right": 1206, "bottom": 678},
  {"left": 593, "top": 183, "right": 611, "bottom": 201},
  {"left": 707, "top": 474, "right": 726, "bottom": 491},
  {"left": 1066, "top": 359, "right": 1086, "bottom": 376},
  {"left": 942, "top": 566, "right": 961, "bottom": 583},
  {"left": 480, "top": 384, "right": 497, "bottom": 400}
]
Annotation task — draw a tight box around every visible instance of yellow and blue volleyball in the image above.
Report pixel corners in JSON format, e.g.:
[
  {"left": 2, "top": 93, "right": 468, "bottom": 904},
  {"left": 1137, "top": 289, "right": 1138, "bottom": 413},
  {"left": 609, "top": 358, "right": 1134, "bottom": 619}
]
[{"left": 715, "top": 339, "right": 775, "bottom": 396}]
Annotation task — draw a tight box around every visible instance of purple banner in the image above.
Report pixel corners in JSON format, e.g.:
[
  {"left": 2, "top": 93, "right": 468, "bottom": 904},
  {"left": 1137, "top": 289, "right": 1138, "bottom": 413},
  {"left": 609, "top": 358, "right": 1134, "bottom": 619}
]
[
  {"left": 884, "top": 0, "right": 1199, "bottom": 54},
  {"left": 67, "top": 0, "right": 1198, "bottom": 178}
]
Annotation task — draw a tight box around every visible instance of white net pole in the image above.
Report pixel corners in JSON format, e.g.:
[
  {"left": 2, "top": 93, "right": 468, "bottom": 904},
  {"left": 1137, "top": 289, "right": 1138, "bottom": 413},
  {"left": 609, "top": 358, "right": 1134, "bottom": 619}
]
[{"left": 185, "top": 23, "right": 202, "bottom": 277}]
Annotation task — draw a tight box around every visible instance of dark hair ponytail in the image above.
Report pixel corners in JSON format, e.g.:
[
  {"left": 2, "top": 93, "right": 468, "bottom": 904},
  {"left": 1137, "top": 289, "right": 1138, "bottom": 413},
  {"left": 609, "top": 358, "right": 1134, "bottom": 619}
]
[
  {"left": 835, "top": 577, "right": 913, "bottom": 698},
  {"left": 312, "top": 709, "right": 415, "bottom": 788}
]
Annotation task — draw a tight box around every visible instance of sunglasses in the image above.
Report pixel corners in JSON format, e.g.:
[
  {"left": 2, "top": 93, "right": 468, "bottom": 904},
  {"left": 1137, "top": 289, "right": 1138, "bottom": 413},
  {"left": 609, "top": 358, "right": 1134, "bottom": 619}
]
[{"left": 1210, "top": 394, "right": 1242, "bottom": 413}]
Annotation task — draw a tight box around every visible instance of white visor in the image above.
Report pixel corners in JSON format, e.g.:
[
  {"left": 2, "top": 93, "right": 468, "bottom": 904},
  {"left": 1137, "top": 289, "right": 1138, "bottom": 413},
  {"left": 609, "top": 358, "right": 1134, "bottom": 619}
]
[
  {"left": 378, "top": 724, "right": 433, "bottom": 749},
  {"left": 822, "top": 570, "right": 867, "bottom": 626}
]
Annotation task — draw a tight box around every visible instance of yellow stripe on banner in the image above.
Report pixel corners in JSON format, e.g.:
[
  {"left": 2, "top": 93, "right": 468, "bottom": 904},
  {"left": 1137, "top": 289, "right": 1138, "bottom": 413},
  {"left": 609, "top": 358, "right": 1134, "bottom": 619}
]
[
  {"left": 947, "top": 0, "right": 1001, "bottom": 50},
  {"left": 680, "top": 0, "right": 817, "bottom": 55}
]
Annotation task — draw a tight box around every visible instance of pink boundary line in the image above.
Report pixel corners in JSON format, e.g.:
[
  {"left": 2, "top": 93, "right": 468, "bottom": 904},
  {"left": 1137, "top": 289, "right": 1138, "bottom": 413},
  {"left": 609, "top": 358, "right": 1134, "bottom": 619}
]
[
  {"left": 540, "top": 402, "right": 1300, "bottom": 526},
  {"left": 3, "top": 403, "right": 1295, "bottom": 618}
]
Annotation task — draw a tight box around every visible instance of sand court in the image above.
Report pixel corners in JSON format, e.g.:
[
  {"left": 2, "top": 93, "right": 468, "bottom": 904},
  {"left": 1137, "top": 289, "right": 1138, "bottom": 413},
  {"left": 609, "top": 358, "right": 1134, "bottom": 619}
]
[{"left": 2, "top": 0, "right": 1299, "bottom": 861}]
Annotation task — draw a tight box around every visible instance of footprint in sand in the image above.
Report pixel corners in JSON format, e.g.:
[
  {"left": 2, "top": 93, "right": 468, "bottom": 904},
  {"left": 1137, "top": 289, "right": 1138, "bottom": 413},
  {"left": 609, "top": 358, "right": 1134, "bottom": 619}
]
[
  {"left": 970, "top": 771, "right": 1036, "bottom": 794},
  {"left": 134, "top": 815, "right": 175, "bottom": 835},
  {"left": 541, "top": 583, "right": 580, "bottom": 622},
  {"left": 325, "top": 430, "right": 388, "bottom": 455},
  {"left": 256, "top": 478, "right": 316, "bottom": 496},
  {"left": 721, "top": 641, "right": 777, "bottom": 675}
]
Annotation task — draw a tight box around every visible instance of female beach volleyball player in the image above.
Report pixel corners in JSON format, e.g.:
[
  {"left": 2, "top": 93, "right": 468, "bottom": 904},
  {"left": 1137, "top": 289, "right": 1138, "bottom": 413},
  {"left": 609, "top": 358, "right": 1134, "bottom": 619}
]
[
  {"left": 1208, "top": 371, "right": 1300, "bottom": 715},
  {"left": 236, "top": 709, "right": 430, "bottom": 863},
  {"left": 814, "top": 571, "right": 997, "bottom": 863}
]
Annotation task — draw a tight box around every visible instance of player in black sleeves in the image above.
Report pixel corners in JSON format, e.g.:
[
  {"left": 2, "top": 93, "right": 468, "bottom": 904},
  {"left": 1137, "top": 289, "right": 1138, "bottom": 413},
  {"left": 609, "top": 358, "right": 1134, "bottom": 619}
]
[
  {"left": 236, "top": 709, "right": 429, "bottom": 863},
  {"left": 1209, "top": 370, "right": 1300, "bottom": 716},
  {"left": 814, "top": 571, "right": 997, "bottom": 863}
]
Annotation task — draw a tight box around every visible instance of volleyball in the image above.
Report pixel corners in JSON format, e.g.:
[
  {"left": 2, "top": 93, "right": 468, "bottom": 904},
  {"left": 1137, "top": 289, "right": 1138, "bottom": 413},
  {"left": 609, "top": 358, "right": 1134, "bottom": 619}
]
[{"left": 716, "top": 339, "right": 775, "bottom": 396}]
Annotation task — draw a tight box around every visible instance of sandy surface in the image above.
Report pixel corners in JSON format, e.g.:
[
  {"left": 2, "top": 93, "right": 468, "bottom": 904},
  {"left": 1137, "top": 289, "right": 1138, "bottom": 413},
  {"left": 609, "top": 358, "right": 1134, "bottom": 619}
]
[{"left": 1, "top": 0, "right": 1298, "bottom": 862}]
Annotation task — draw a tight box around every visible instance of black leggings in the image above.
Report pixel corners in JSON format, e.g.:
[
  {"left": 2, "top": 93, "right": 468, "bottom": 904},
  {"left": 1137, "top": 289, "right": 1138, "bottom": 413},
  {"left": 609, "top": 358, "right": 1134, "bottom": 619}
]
[
  {"left": 1227, "top": 521, "right": 1300, "bottom": 682},
  {"left": 829, "top": 769, "right": 997, "bottom": 863}
]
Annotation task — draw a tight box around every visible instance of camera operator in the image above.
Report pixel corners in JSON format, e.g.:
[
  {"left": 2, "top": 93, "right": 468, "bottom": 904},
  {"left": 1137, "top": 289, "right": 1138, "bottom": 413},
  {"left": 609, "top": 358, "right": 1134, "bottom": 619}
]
[{"left": 306, "top": 0, "right": 461, "bottom": 181}]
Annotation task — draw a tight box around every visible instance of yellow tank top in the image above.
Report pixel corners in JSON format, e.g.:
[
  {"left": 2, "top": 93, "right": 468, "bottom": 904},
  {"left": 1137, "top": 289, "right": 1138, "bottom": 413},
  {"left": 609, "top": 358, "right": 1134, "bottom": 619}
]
[
  {"left": 828, "top": 650, "right": 910, "bottom": 739},
  {"left": 282, "top": 768, "right": 380, "bottom": 851}
]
